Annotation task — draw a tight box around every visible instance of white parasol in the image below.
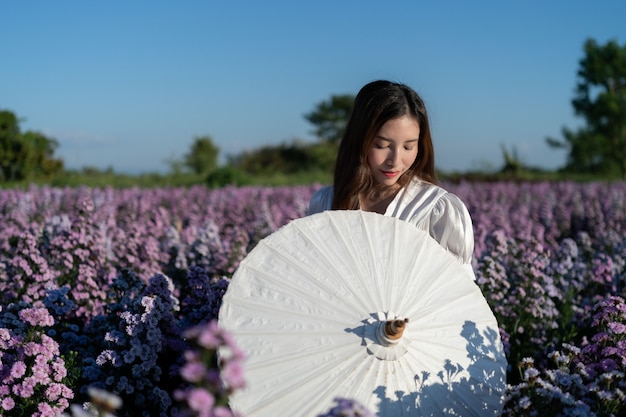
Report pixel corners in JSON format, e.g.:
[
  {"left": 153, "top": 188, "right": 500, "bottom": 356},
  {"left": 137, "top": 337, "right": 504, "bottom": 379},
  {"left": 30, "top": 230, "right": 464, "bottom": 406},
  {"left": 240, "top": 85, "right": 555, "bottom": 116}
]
[{"left": 218, "top": 210, "right": 506, "bottom": 417}]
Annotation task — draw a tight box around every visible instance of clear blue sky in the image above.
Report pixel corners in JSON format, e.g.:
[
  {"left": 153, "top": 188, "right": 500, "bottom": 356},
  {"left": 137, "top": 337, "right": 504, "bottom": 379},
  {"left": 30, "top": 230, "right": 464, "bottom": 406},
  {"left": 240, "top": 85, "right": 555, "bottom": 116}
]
[{"left": 3, "top": 1, "right": 625, "bottom": 174}]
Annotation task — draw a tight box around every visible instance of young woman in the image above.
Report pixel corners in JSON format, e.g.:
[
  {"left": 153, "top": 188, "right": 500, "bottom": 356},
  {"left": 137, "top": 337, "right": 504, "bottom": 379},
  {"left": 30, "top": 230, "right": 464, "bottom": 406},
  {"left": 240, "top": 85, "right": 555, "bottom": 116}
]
[{"left": 307, "top": 80, "right": 475, "bottom": 275}]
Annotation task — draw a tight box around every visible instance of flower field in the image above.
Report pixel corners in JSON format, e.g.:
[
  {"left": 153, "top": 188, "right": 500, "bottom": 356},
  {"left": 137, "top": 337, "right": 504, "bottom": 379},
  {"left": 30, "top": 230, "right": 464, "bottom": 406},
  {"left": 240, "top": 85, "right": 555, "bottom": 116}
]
[{"left": 0, "top": 182, "right": 625, "bottom": 416}]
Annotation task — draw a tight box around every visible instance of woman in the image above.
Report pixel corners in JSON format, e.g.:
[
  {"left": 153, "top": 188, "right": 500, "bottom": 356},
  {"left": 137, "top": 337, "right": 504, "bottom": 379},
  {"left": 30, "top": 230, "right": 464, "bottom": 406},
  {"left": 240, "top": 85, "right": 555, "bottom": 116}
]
[{"left": 307, "top": 80, "right": 475, "bottom": 276}]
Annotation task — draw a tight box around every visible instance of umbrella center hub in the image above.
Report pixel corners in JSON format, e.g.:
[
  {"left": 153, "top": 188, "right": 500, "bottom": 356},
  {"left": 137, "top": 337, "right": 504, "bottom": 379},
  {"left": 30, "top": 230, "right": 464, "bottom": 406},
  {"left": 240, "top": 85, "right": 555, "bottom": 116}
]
[{"left": 363, "top": 312, "right": 410, "bottom": 361}]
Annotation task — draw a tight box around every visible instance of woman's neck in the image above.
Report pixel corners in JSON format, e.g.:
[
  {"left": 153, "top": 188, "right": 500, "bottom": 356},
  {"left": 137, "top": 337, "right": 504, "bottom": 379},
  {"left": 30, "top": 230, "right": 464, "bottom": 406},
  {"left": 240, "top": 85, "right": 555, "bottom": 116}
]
[{"left": 359, "top": 184, "right": 401, "bottom": 214}]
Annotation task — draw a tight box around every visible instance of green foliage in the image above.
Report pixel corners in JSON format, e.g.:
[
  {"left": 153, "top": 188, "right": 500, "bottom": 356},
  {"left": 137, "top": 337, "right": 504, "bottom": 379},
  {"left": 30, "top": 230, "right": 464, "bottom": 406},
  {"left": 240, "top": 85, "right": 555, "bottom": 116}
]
[
  {"left": 240, "top": 169, "right": 333, "bottom": 186},
  {"left": 46, "top": 169, "right": 205, "bottom": 189},
  {"left": 205, "top": 166, "right": 252, "bottom": 188},
  {"left": 499, "top": 144, "right": 524, "bottom": 174},
  {"left": 307, "top": 141, "right": 339, "bottom": 171},
  {"left": 547, "top": 38, "right": 626, "bottom": 179},
  {"left": 230, "top": 140, "right": 337, "bottom": 176},
  {"left": 22, "top": 131, "right": 64, "bottom": 177},
  {"left": 0, "top": 110, "right": 64, "bottom": 181},
  {"left": 304, "top": 94, "right": 354, "bottom": 143},
  {"left": 184, "top": 135, "right": 219, "bottom": 175},
  {"left": 0, "top": 110, "right": 21, "bottom": 180}
]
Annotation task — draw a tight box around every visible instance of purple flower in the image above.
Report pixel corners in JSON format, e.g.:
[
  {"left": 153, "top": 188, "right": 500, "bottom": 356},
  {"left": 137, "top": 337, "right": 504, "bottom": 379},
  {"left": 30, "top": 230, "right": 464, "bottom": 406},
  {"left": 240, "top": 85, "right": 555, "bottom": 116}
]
[
  {"left": 517, "top": 395, "right": 531, "bottom": 409},
  {"left": 318, "top": 397, "right": 375, "bottom": 417},
  {"left": 222, "top": 361, "right": 245, "bottom": 391},
  {"left": 196, "top": 328, "right": 219, "bottom": 350},
  {"left": 1, "top": 397, "right": 15, "bottom": 411},
  {"left": 2, "top": 180, "right": 626, "bottom": 416},
  {"left": 96, "top": 349, "right": 122, "bottom": 367},
  {"left": 212, "top": 405, "right": 239, "bottom": 417},
  {"left": 35, "top": 401, "right": 54, "bottom": 417},
  {"left": 19, "top": 307, "right": 54, "bottom": 327},
  {"left": 186, "top": 387, "right": 215, "bottom": 412},
  {"left": 608, "top": 322, "right": 626, "bottom": 334},
  {"left": 45, "top": 382, "right": 64, "bottom": 401},
  {"left": 180, "top": 361, "right": 207, "bottom": 383},
  {"left": 10, "top": 360, "right": 27, "bottom": 379}
]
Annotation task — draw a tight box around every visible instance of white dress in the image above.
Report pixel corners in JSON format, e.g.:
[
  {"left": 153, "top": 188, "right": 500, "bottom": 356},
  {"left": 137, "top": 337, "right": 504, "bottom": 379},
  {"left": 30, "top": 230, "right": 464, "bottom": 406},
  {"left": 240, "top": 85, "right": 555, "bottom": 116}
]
[{"left": 307, "top": 177, "right": 476, "bottom": 278}]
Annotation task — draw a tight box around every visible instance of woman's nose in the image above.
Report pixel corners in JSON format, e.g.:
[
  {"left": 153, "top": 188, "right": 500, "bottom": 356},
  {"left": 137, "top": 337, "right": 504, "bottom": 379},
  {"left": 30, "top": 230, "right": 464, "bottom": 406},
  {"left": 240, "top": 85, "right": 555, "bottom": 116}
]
[{"left": 387, "top": 148, "right": 400, "bottom": 165}]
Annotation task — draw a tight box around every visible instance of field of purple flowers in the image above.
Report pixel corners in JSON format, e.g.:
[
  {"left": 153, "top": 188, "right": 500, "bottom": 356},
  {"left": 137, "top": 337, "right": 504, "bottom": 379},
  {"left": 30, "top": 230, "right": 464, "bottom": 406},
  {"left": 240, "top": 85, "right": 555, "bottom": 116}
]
[{"left": 0, "top": 181, "right": 625, "bottom": 417}]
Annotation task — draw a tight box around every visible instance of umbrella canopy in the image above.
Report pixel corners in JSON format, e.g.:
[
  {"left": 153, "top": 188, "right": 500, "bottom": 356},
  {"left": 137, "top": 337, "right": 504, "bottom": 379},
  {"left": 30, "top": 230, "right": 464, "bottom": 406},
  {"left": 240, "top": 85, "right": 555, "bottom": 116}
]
[{"left": 218, "top": 210, "right": 506, "bottom": 416}]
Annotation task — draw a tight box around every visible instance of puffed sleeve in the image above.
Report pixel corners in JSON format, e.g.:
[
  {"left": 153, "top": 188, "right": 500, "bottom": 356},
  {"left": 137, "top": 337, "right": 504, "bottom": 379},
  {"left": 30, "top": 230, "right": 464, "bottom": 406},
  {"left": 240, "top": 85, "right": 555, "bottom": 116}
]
[
  {"left": 306, "top": 186, "right": 333, "bottom": 216},
  {"left": 428, "top": 192, "right": 475, "bottom": 266}
]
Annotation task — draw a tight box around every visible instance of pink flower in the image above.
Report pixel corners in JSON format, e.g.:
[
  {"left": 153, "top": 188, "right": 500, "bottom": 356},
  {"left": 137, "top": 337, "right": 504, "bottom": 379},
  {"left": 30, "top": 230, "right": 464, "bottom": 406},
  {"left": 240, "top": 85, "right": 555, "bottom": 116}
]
[
  {"left": 23, "top": 341, "right": 43, "bottom": 356},
  {"left": 222, "top": 361, "right": 246, "bottom": 390},
  {"left": 196, "top": 327, "right": 220, "bottom": 350},
  {"left": 35, "top": 401, "right": 54, "bottom": 417},
  {"left": 19, "top": 307, "right": 54, "bottom": 327},
  {"left": 57, "top": 397, "right": 70, "bottom": 409},
  {"left": 187, "top": 387, "right": 215, "bottom": 412},
  {"left": 51, "top": 358, "right": 67, "bottom": 382},
  {"left": 18, "top": 377, "right": 37, "bottom": 398},
  {"left": 45, "top": 383, "right": 64, "bottom": 401},
  {"left": 40, "top": 334, "right": 60, "bottom": 357},
  {"left": 1, "top": 397, "right": 15, "bottom": 411},
  {"left": 180, "top": 362, "right": 207, "bottom": 383},
  {"left": 32, "top": 361, "right": 51, "bottom": 383},
  {"left": 213, "top": 405, "right": 236, "bottom": 417},
  {"left": 10, "top": 361, "right": 27, "bottom": 379},
  {"left": 0, "top": 328, "right": 11, "bottom": 344}
]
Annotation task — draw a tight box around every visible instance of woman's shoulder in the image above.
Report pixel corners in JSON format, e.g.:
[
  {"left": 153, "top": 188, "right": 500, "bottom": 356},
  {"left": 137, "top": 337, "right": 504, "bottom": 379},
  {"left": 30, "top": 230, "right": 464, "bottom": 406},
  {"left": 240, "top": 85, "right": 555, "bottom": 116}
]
[
  {"left": 306, "top": 186, "right": 333, "bottom": 215},
  {"left": 407, "top": 178, "right": 468, "bottom": 210},
  {"left": 424, "top": 181, "right": 471, "bottom": 219},
  {"left": 423, "top": 182, "right": 474, "bottom": 263},
  {"left": 401, "top": 178, "right": 474, "bottom": 260}
]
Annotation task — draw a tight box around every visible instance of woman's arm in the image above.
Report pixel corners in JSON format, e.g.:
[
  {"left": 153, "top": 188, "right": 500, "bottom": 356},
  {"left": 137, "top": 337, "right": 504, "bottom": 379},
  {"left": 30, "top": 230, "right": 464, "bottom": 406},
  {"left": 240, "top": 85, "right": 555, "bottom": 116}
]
[
  {"left": 428, "top": 192, "right": 475, "bottom": 265},
  {"left": 306, "top": 186, "right": 334, "bottom": 216}
]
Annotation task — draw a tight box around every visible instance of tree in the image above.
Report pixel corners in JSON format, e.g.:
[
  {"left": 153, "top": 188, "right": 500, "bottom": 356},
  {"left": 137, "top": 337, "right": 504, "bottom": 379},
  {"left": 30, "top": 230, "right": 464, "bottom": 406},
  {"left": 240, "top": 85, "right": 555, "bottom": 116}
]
[
  {"left": 0, "top": 110, "right": 64, "bottom": 181},
  {"left": 547, "top": 38, "right": 626, "bottom": 179},
  {"left": 499, "top": 144, "right": 524, "bottom": 175},
  {"left": 304, "top": 94, "right": 355, "bottom": 143},
  {"left": 21, "top": 131, "right": 64, "bottom": 177},
  {"left": 184, "top": 135, "right": 220, "bottom": 175},
  {"left": 0, "top": 110, "right": 22, "bottom": 180}
]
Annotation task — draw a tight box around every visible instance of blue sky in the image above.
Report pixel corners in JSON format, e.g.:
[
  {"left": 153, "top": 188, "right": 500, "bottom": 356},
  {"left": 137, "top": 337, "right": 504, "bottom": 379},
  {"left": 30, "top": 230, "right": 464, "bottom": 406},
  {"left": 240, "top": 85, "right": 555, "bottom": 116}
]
[{"left": 3, "top": 1, "right": 625, "bottom": 174}]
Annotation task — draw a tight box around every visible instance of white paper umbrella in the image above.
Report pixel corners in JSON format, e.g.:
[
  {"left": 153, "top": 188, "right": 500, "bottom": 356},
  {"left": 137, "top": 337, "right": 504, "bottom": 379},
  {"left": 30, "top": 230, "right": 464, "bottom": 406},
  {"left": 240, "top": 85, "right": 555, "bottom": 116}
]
[{"left": 218, "top": 210, "right": 506, "bottom": 417}]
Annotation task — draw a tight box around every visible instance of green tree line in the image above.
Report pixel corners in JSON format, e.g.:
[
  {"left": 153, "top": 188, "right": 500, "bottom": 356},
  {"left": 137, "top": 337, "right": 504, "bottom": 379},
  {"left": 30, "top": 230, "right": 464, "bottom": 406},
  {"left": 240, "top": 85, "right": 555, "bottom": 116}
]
[
  {"left": 2, "top": 37, "right": 625, "bottom": 187},
  {"left": 0, "top": 111, "right": 64, "bottom": 181},
  {"left": 546, "top": 38, "right": 626, "bottom": 179},
  {"left": 223, "top": 37, "right": 626, "bottom": 182}
]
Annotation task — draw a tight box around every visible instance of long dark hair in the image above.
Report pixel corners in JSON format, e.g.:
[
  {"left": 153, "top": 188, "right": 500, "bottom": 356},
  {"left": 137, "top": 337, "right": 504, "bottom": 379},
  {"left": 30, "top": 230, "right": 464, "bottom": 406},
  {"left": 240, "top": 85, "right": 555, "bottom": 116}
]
[{"left": 332, "top": 80, "right": 436, "bottom": 210}]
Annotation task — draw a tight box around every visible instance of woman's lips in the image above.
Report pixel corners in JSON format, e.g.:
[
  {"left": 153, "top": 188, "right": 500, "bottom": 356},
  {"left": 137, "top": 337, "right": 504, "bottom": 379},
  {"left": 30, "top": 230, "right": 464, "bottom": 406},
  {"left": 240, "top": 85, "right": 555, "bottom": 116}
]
[{"left": 382, "top": 170, "right": 400, "bottom": 178}]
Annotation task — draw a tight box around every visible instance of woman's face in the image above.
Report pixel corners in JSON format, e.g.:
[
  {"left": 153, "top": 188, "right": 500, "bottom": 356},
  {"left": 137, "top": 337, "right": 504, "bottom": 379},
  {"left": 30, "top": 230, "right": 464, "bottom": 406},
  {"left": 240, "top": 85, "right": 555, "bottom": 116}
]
[{"left": 367, "top": 115, "right": 420, "bottom": 187}]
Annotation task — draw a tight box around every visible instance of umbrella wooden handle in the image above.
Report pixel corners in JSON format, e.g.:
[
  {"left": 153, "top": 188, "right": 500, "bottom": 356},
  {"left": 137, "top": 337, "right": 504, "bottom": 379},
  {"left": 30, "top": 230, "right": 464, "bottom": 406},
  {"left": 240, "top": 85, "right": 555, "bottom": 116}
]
[{"left": 383, "top": 318, "right": 409, "bottom": 340}]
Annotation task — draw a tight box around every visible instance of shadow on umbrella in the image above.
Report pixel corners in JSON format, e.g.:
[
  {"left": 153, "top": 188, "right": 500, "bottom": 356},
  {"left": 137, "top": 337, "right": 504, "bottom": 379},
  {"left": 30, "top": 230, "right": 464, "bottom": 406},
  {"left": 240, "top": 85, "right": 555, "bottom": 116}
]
[
  {"left": 368, "top": 321, "right": 506, "bottom": 416},
  {"left": 219, "top": 211, "right": 507, "bottom": 416}
]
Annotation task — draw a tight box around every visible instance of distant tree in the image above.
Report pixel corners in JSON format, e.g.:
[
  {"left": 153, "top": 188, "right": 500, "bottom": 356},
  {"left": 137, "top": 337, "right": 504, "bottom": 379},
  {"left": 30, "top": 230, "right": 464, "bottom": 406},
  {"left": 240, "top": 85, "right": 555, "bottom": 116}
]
[
  {"left": 0, "top": 110, "right": 22, "bottom": 180},
  {"left": 164, "top": 153, "right": 185, "bottom": 176},
  {"left": 0, "top": 110, "right": 64, "bottom": 181},
  {"left": 232, "top": 140, "right": 313, "bottom": 175},
  {"left": 184, "top": 135, "right": 219, "bottom": 175},
  {"left": 500, "top": 144, "right": 524, "bottom": 175},
  {"left": 546, "top": 38, "right": 626, "bottom": 179},
  {"left": 22, "top": 131, "right": 64, "bottom": 177},
  {"left": 228, "top": 138, "right": 337, "bottom": 176},
  {"left": 304, "top": 94, "right": 354, "bottom": 143},
  {"left": 206, "top": 166, "right": 251, "bottom": 188}
]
